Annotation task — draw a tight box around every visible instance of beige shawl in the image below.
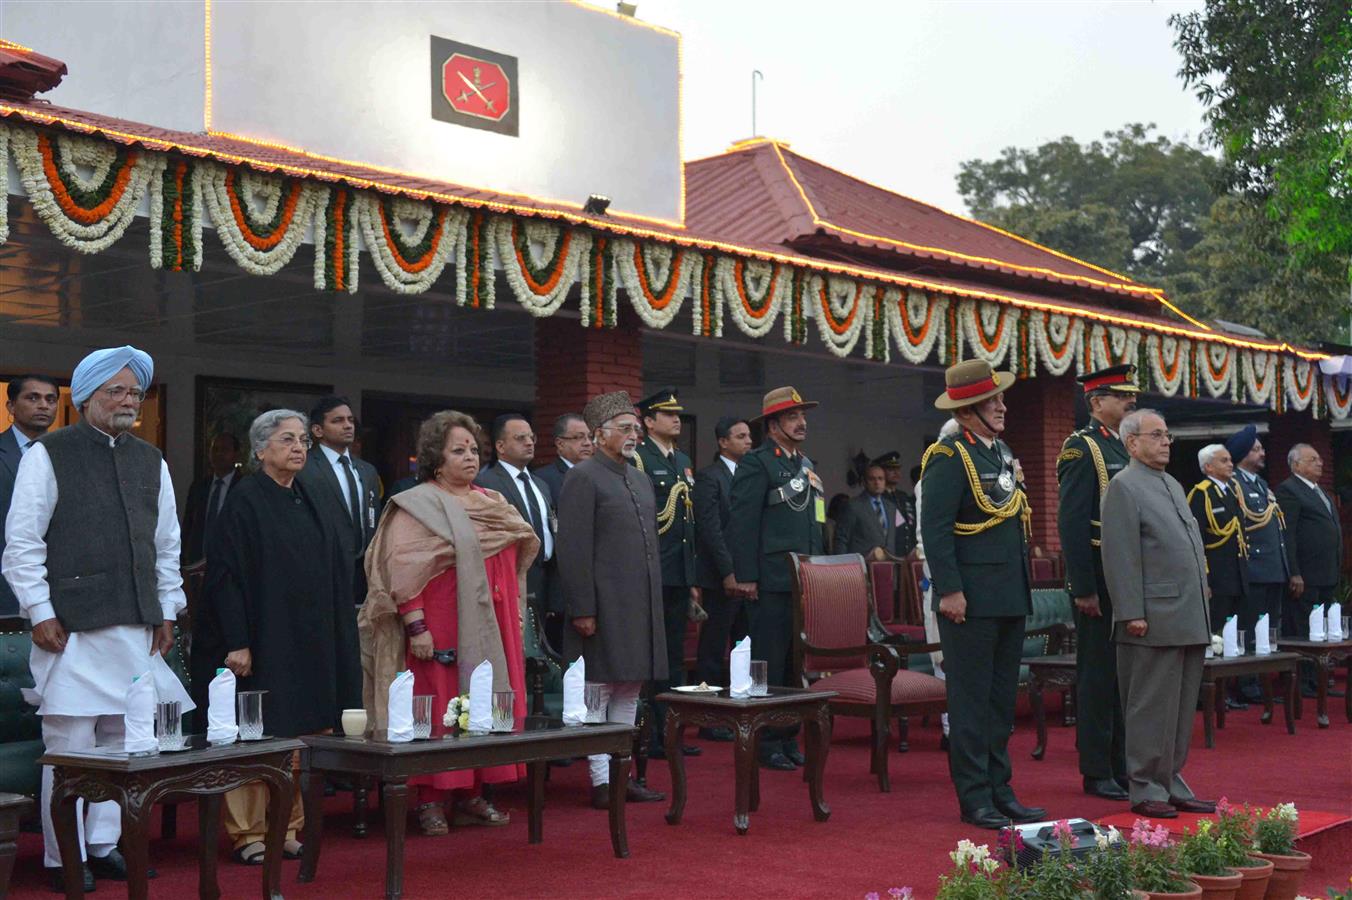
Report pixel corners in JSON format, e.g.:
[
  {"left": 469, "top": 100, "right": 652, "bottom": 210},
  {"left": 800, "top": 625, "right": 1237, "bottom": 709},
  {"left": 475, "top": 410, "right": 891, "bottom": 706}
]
[{"left": 359, "top": 482, "right": 539, "bottom": 731}]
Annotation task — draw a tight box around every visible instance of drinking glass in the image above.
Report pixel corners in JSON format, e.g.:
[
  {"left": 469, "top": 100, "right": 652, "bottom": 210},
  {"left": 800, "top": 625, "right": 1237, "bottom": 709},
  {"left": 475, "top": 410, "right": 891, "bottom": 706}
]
[
  {"left": 236, "top": 691, "right": 266, "bottom": 741},
  {"left": 584, "top": 682, "right": 607, "bottom": 724},
  {"left": 750, "top": 660, "right": 769, "bottom": 697},
  {"left": 412, "top": 695, "right": 434, "bottom": 740},
  {"left": 1235, "top": 630, "right": 1247, "bottom": 657},
  {"left": 492, "top": 690, "right": 515, "bottom": 733},
  {"left": 155, "top": 700, "right": 184, "bottom": 751},
  {"left": 1269, "top": 626, "right": 1281, "bottom": 649},
  {"left": 1341, "top": 616, "right": 1350, "bottom": 640}
]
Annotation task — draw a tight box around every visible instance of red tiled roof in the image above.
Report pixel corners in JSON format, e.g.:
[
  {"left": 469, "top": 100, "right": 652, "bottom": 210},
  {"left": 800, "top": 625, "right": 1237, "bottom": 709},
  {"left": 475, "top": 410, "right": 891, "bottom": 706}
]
[{"left": 685, "top": 139, "right": 1159, "bottom": 302}]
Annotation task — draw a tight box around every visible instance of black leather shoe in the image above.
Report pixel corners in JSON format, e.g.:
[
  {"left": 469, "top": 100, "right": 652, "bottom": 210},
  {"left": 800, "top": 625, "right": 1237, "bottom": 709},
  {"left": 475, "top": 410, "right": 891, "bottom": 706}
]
[
  {"left": 939, "top": 734, "right": 950, "bottom": 751},
  {"left": 759, "top": 752, "right": 796, "bottom": 771},
  {"left": 1083, "top": 777, "right": 1129, "bottom": 801},
  {"left": 88, "top": 849, "right": 156, "bottom": 881},
  {"left": 782, "top": 743, "right": 806, "bottom": 767},
  {"left": 996, "top": 800, "right": 1046, "bottom": 823},
  {"left": 698, "top": 726, "right": 734, "bottom": 742},
  {"left": 680, "top": 744, "right": 702, "bottom": 757},
  {"left": 1169, "top": 797, "right": 1216, "bottom": 814},
  {"left": 1132, "top": 800, "right": 1178, "bottom": 818},
  {"left": 624, "top": 780, "right": 665, "bottom": 803},
  {"left": 1225, "top": 697, "right": 1249, "bottom": 711},
  {"left": 548, "top": 757, "right": 576, "bottom": 768},
  {"left": 46, "top": 865, "right": 95, "bottom": 893},
  {"left": 960, "top": 807, "right": 1011, "bottom": 829},
  {"left": 590, "top": 783, "right": 610, "bottom": 809},
  {"left": 1114, "top": 777, "right": 1130, "bottom": 792}
]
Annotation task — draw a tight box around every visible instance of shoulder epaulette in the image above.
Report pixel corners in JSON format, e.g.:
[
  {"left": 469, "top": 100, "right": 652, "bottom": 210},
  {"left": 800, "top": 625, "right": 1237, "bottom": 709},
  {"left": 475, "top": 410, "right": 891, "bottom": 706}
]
[
  {"left": 919, "top": 441, "right": 954, "bottom": 474},
  {"left": 1057, "top": 448, "right": 1083, "bottom": 464},
  {"left": 632, "top": 453, "right": 645, "bottom": 473},
  {"left": 1192, "top": 479, "right": 1214, "bottom": 493}
]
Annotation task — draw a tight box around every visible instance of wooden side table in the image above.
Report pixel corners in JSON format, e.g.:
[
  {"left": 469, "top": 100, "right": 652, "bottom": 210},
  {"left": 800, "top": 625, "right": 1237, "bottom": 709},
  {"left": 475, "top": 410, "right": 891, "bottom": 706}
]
[
  {"left": 42, "top": 736, "right": 303, "bottom": 900},
  {"left": 1199, "top": 653, "right": 1298, "bottom": 747},
  {"left": 1023, "top": 654, "right": 1077, "bottom": 760},
  {"left": 657, "top": 686, "right": 835, "bottom": 835},
  {"left": 0, "top": 792, "right": 33, "bottom": 897},
  {"left": 1277, "top": 639, "right": 1352, "bottom": 728}
]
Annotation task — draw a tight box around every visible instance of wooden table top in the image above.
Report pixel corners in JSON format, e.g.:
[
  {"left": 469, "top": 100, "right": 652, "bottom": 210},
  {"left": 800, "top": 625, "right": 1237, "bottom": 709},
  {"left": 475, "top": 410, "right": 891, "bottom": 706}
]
[
  {"left": 301, "top": 717, "right": 633, "bottom": 757},
  {"left": 39, "top": 735, "right": 304, "bottom": 772},
  {"left": 655, "top": 686, "right": 837, "bottom": 709},
  {"left": 1276, "top": 638, "right": 1352, "bottom": 651}
]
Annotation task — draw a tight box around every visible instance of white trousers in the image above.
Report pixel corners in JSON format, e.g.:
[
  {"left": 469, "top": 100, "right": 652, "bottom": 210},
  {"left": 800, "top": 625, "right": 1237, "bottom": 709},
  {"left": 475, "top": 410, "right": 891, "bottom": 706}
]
[
  {"left": 587, "top": 681, "right": 641, "bottom": 786},
  {"left": 41, "top": 714, "right": 124, "bottom": 869}
]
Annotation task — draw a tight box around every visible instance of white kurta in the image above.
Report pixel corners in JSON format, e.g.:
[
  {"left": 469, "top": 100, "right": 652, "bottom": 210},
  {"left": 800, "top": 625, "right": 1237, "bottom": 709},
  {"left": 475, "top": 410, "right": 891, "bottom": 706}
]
[{"left": 2, "top": 436, "right": 186, "bottom": 717}]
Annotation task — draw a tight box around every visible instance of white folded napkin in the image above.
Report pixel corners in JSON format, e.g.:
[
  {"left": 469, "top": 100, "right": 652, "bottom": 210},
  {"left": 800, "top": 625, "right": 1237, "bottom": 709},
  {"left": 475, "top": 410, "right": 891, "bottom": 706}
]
[
  {"left": 124, "top": 673, "right": 156, "bottom": 754},
  {"left": 1310, "top": 604, "right": 1326, "bottom": 641},
  {"left": 1255, "top": 614, "right": 1271, "bottom": 655},
  {"left": 468, "top": 660, "right": 493, "bottom": 732},
  {"left": 1222, "top": 616, "right": 1240, "bottom": 657},
  {"left": 149, "top": 651, "right": 196, "bottom": 712},
  {"left": 1327, "top": 602, "right": 1344, "bottom": 640},
  {"left": 729, "top": 636, "right": 752, "bottom": 698},
  {"left": 207, "top": 669, "right": 238, "bottom": 744},
  {"left": 562, "top": 657, "right": 586, "bottom": 725},
  {"left": 387, "top": 671, "right": 415, "bottom": 742}
]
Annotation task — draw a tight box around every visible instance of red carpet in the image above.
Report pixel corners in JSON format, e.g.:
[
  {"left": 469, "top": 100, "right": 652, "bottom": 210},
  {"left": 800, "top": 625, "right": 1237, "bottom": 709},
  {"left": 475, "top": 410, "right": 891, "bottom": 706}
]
[
  {"left": 6, "top": 685, "right": 1349, "bottom": 898},
  {"left": 1097, "top": 808, "right": 1351, "bottom": 839}
]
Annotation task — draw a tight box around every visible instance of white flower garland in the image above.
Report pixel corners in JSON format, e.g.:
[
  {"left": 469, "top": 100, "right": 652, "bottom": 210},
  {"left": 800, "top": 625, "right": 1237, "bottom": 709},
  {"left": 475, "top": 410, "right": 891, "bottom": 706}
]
[
  {"left": 1029, "top": 313, "right": 1084, "bottom": 376},
  {"left": 148, "top": 159, "right": 204, "bottom": 273},
  {"left": 687, "top": 255, "right": 716, "bottom": 337},
  {"left": 1240, "top": 350, "right": 1279, "bottom": 407},
  {"left": 1146, "top": 334, "right": 1190, "bottom": 397},
  {"left": 887, "top": 289, "right": 947, "bottom": 364},
  {"left": 1197, "top": 342, "right": 1236, "bottom": 399},
  {"left": 806, "top": 274, "right": 871, "bottom": 357},
  {"left": 0, "top": 125, "right": 11, "bottom": 245},
  {"left": 1284, "top": 357, "right": 1316, "bottom": 411},
  {"left": 1324, "top": 375, "right": 1352, "bottom": 420},
  {"left": 614, "top": 238, "right": 697, "bottom": 328},
  {"left": 202, "top": 163, "right": 322, "bottom": 276},
  {"left": 1089, "top": 324, "right": 1142, "bottom": 373},
  {"left": 960, "top": 300, "right": 1019, "bottom": 368},
  {"left": 718, "top": 256, "right": 789, "bottom": 338},
  {"left": 312, "top": 188, "right": 360, "bottom": 294},
  {"left": 356, "top": 193, "right": 466, "bottom": 295},
  {"left": 10, "top": 127, "right": 161, "bottom": 254},
  {"left": 498, "top": 216, "right": 590, "bottom": 317}
]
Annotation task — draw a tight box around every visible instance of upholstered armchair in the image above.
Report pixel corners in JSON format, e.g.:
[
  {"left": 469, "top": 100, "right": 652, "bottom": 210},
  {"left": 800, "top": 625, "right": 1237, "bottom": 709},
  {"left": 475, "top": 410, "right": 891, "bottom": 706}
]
[{"left": 789, "top": 553, "right": 947, "bottom": 793}]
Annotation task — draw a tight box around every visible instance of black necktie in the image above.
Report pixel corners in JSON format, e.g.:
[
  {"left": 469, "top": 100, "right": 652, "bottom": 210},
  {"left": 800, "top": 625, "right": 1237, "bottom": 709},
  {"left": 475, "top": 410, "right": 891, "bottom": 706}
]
[
  {"left": 339, "top": 456, "right": 362, "bottom": 539},
  {"left": 206, "top": 477, "right": 224, "bottom": 529},
  {"left": 518, "top": 470, "right": 544, "bottom": 543}
]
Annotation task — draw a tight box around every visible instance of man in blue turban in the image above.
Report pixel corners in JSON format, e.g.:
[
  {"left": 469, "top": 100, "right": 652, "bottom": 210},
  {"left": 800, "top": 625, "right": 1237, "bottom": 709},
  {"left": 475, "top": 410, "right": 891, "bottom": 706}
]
[{"left": 2, "top": 344, "right": 182, "bottom": 891}]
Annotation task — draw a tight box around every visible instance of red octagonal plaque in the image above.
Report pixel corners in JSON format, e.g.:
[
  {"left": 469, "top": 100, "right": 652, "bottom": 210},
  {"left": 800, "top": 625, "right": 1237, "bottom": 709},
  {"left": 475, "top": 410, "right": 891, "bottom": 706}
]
[{"left": 443, "top": 53, "right": 511, "bottom": 122}]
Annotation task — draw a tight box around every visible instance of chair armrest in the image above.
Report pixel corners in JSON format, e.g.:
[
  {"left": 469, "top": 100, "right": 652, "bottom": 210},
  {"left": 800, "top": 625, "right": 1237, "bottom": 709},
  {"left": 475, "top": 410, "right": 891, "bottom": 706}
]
[
  {"left": 799, "top": 639, "right": 881, "bottom": 659},
  {"left": 1024, "top": 622, "right": 1072, "bottom": 655},
  {"left": 868, "top": 644, "right": 901, "bottom": 707}
]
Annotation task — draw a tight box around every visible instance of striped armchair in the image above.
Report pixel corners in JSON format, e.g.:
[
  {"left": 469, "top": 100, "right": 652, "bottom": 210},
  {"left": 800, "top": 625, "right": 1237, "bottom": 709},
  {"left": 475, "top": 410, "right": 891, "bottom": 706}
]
[{"left": 789, "top": 553, "right": 947, "bottom": 792}]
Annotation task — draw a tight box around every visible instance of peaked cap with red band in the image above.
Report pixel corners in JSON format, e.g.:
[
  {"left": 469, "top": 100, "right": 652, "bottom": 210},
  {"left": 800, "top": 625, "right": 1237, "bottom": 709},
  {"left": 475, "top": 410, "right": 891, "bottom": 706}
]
[
  {"left": 934, "top": 360, "right": 1014, "bottom": 410},
  {"left": 752, "top": 385, "right": 818, "bottom": 422},
  {"left": 1077, "top": 364, "right": 1141, "bottom": 395}
]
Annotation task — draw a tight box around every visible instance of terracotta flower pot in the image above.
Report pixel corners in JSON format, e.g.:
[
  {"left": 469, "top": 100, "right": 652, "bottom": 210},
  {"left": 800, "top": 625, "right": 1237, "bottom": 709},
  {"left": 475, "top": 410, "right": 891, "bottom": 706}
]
[
  {"left": 1140, "top": 880, "right": 1203, "bottom": 899},
  {"left": 1230, "top": 857, "right": 1274, "bottom": 900},
  {"left": 1250, "top": 851, "right": 1311, "bottom": 900},
  {"left": 1188, "top": 870, "right": 1242, "bottom": 900}
]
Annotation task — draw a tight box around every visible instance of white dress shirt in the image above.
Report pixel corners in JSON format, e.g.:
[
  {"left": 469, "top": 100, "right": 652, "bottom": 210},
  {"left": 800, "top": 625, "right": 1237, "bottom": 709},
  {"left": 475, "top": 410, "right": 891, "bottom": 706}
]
[
  {"left": 1295, "top": 473, "right": 1333, "bottom": 513},
  {"left": 498, "top": 460, "right": 553, "bottom": 561},
  {"left": 720, "top": 454, "right": 737, "bottom": 476},
  {"left": 2, "top": 432, "right": 186, "bottom": 716},
  {"left": 208, "top": 468, "right": 238, "bottom": 515},
  {"left": 319, "top": 443, "right": 365, "bottom": 522},
  {"left": 1208, "top": 475, "right": 1230, "bottom": 494},
  {"left": 13, "top": 429, "right": 36, "bottom": 454}
]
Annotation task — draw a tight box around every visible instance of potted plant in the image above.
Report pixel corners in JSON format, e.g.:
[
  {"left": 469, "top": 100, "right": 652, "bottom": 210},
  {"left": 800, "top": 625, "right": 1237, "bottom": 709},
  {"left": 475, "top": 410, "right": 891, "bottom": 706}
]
[
  {"left": 1249, "top": 804, "right": 1310, "bottom": 900},
  {"left": 935, "top": 839, "right": 1005, "bottom": 900},
  {"left": 1212, "top": 799, "right": 1274, "bottom": 900},
  {"left": 1177, "top": 820, "right": 1242, "bottom": 900},
  {"left": 1127, "top": 819, "right": 1201, "bottom": 898},
  {"left": 1083, "top": 826, "right": 1148, "bottom": 900},
  {"left": 1016, "top": 820, "right": 1092, "bottom": 900}
]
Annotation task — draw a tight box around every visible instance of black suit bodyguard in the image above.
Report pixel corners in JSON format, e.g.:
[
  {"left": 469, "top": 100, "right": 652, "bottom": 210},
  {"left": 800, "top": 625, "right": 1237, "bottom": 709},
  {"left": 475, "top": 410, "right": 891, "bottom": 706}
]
[
  {"left": 1056, "top": 364, "right": 1139, "bottom": 802},
  {"left": 633, "top": 388, "right": 701, "bottom": 758},
  {"left": 920, "top": 360, "right": 1042, "bottom": 829},
  {"left": 727, "top": 387, "right": 825, "bottom": 771},
  {"left": 1226, "top": 426, "right": 1288, "bottom": 677}
]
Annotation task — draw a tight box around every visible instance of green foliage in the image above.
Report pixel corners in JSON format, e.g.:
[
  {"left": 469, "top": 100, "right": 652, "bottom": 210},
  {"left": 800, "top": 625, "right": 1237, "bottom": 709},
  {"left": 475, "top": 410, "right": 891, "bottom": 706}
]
[
  {"left": 1081, "top": 843, "right": 1134, "bottom": 900},
  {"left": 1178, "top": 821, "right": 1232, "bottom": 877},
  {"left": 1252, "top": 804, "right": 1299, "bottom": 855}
]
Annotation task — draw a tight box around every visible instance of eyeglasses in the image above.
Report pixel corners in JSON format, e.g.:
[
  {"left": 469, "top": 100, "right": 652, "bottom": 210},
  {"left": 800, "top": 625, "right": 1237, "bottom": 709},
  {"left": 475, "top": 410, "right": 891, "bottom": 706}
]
[
  {"left": 271, "top": 435, "right": 313, "bottom": 449},
  {"left": 558, "top": 434, "right": 590, "bottom": 442},
  {"left": 602, "top": 423, "right": 640, "bottom": 436},
  {"left": 100, "top": 386, "right": 146, "bottom": 403},
  {"left": 1140, "top": 430, "right": 1174, "bottom": 444}
]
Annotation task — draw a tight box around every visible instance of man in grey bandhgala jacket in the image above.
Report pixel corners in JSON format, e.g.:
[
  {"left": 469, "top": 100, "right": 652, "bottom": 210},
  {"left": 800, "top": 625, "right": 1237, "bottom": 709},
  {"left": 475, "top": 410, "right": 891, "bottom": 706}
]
[
  {"left": 556, "top": 390, "right": 666, "bottom": 809},
  {"left": 1100, "top": 408, "right": 1215, "bottom": 820}
]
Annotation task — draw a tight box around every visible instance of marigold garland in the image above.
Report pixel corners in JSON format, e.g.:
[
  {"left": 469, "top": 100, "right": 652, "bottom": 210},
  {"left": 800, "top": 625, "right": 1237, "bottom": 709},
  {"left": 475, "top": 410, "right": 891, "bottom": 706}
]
[
  {"left": 960, "top": 300, "right": 1019, "bottom": 368},
  {"left": 313, "top": 185, "right": 359, "bottom": 293},
  {"left": 1240, "top": 350, "right": 1278, "bottom": 407},
  {"left": 614, "top": 238, "right": 696, "bottom": 328},
  {"left": 457, "top": 209, "right": 496, "bottom": 309},
  {"left": 0, "top": 126, "right": 7, "bottom": 244},
  {"left": 1198, "top": 342, "right": 1235, "bottom": 399},
  {"left": 808, "top": 274, "right": 869, "bottom": 357},
  {"left": 150, "top": 157, "right": 202, "bottom": 272},
  {"left": 1324, "top": 375, "right": 1352, "bottom": 420},
  {"left": 718, "top": 257, "right": 787, "bottom": 338},
  {"left": 1089, "top": 324, "right": 1142, "bottom": 373},
  {"left": 357, "top": 194, "right": 464, "bottom": 295},
  {"left": 580, "top": 233, "right": 617, "bottom": 328},
  {"left": 499, "top": 216, "right": 588, "bottom": 316},
  {"left": 1146, "top": 334, "right": 1190, "bottom": 397},
  {"left": 866, "top": 289, "right": 890, "bottom": 362},
  {"left": 887, "top": 289, "right": 947, "bottom": 365},
  {"left": 203, "top": 164, "right": 320, "bottom": 275},
  {"left": 1284, "top": 357, "right": 1316, "bottom": 411}
]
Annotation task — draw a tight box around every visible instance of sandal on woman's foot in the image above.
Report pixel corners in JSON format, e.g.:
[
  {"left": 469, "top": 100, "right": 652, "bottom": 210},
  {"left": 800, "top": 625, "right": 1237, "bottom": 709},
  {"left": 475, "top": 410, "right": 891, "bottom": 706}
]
[
  {"left": 282, "top": 839, "right": 303, "bottom": 860},
  {"left": 452, "top": 796, "right": 510, "bottom": 827},
  {"left": 416, "top": 802, "right": 449, "bottom": 836},
  {"left": 232, "top": 842, "right": 266, "bottom": 866}
]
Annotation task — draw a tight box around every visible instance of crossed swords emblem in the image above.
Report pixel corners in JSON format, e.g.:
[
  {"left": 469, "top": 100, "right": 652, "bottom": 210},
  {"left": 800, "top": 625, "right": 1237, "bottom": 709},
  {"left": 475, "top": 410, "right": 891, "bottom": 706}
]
[{"left": 455, "top": 65, "right": 498, "bottom": 112}]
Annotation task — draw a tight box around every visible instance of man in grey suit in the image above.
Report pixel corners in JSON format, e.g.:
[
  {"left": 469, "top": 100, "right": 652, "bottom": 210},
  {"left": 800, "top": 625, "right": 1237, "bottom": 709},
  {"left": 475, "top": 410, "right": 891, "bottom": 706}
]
[
  {"left": 1100, "top": 409, "right": 1215, "bottom": 819},
  {"left": 1, "top": 375, "right": 59, "bottom": 615},
  {"left": 476, "top": 413, "right": 555, "bottom": 618},
  {"left": 835, "top": 462, "right": 899, "bottom": 560}
]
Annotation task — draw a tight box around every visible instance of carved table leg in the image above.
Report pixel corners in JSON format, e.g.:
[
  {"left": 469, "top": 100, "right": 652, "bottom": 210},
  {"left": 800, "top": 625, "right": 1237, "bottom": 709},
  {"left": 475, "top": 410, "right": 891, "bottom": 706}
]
[
  {"left": 0, "top": 802, "right": 23, "bottom": 900},
  {"left": 50, "top": 781, "right": 84, "bottom": 900},
  {"left": 805, "top": 703, "right": 832, "bottom": 823},
  {"left": 1216, "top": 677, "right": 1227, "bottom": 730},
  {"left": 161, "top": 802, "right": 178, "bottom": 840},
  {"left": 198, "top": 793, "right": 222, "bottom": 900},
  {"left": 607, "top": 751, "right": 630, "bottom": 859},
  {"left": 732, "top": 719, "right": 754, "bottom": 835},
  {"left": 1283, "top": 667, "right": 1296, "bottom": 735},
  {"left": 298, "top": 754, "right": 325, "bottom": 883},
  {"left": 119, "top": 796, "right": 152, "bottom": 900},
  {"left": 261, "top": 767, "right": 291, "bottom": 900},
  {"left": 1201, "top": 678, "right": 1216, "bottom": 749},
  {"left": 749, "top": 727, "right": 760, "bottom": 813},
  {"left": 1028, "top": 673, "right": 1047, "bottom": 760},
  {"left": 1315, "top": 656, "right": 1330, "bottom": 728},
  {"left": 1260, "top": 672, "right": 1274, "bottom": 725},
  {"left": 352, "top": 778, "right": 369, "bottom": 838},
  {"left": 382, "top": 779, "right": 409, "bottom": 900},
  {"left": 663, "top": 708, "right": 687, "bottom": 826},
  {"left": 527, "top": 760, "right": 545, "bottom": 844}
]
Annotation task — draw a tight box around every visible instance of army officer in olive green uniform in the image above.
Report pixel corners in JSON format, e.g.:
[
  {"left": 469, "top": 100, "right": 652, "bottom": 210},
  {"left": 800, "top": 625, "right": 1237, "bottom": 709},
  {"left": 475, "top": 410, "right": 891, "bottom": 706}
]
[
  {"left": 1056, "top": 364, "right": 1139, "bottom": 802},
  {"left": 634, "top": 388, "right": 701, "bottom": 758},
  {"left": 727, "top": 386, "right": 825, "bottom": 771},
  {"left": 920, "top": 360, "right": 1043, "bottom": 829}
]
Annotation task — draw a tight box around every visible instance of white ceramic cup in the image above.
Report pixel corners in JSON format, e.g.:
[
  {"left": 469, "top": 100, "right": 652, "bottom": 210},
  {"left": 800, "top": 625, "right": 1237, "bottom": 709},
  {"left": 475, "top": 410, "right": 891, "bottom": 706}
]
[{"left": 341, "top": 708, "right": 368, "bottom": 737}]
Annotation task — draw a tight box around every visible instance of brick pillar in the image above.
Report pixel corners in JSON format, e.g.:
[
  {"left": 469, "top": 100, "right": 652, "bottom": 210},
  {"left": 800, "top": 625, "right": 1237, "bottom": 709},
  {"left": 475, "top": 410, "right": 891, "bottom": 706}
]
[
  {"left": 533, "top": 312, "right": 643, "bottom": 465},
  {"left": 1000, "top": 374, "right": 1078, "bottom": 554},
  {"left": 1264, "top": 411, "right": 1334, "bottom": 489}
]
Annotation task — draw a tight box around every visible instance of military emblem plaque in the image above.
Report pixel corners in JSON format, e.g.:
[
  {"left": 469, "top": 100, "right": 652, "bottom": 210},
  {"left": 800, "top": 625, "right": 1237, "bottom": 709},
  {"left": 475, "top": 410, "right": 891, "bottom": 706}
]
[{"left": 430, "top": 36, "right": 520, "bottom": 136}]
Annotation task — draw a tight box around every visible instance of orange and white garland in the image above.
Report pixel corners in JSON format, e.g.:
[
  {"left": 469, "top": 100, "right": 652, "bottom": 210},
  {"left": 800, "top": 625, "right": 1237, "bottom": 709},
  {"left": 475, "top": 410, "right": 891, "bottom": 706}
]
[
  {"left": 887, "top": 288, "right": 948, "bottom": 365},
  {"left": 357, "top": 194, "right": 466, "bottom": 295},
  {"left": 202, "top": 163, "right": 323, "bottom": 275},
  {"left": 613, "top": 238, "right": 699, "bottom": 329},
  {"left": 1324, "top": 375, "right": 1352, "bottom": 419},
  {"left": 959, "top": 299, "right": 1019, "bottom": 369},
  {"left": 1147, "top": 334, "right": 1191, "bottom": 397},
  {"left": 1284, "top": 357, "right": 1317, "bottom": 411},
  {"left": 10, "top": 126, "right": 161, "bottom": 254},
  {"left": 719, "top": 257, "right": 791, "bottom": 338},
  {"left": 498, "top": 216, "right": 591, "bottom": 317},
  {"left": 807, "top": 274, "right": 871, "bottom": 357},
  {"left": 1030, "top": 313, "right": 1084, "bottom": 377},
  {"left": 1089, "top": 324, "right": 1142, "bottom": 373},
  {"left": 1240, "top": 350, "right": 1278, "bottom": 407},
  {"left": 1197, "top": 342, "right": 1236, "bottom": 399}
]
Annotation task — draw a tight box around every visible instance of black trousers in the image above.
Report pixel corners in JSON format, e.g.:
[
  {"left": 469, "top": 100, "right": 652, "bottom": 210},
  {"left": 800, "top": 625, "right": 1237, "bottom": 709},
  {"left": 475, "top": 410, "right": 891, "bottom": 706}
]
[
  {"left": 1209, "top": 592, "right": 1244, "bottom": 633},
  {"left": 1245, "top": 582, "right": 1284, "bottom": 647},
  {"left": 649, "top": 585, "right": 691, "bottom": 750},
  {"left": 695, "top": 584, "right": 743, "bottom": 686},
  {"left": 746, "top": 590, "right": 799, "bottom": 755},
  {"left": 1074, "top": 600, "right": 1126, "bottom": 781},
  {"left": 938, "top": 614, "right": 1024, "bottom": 813}
]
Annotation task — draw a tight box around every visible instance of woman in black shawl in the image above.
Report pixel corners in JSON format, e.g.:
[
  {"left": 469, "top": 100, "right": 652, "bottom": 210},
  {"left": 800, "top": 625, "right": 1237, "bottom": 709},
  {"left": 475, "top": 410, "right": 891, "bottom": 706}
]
[{"left": 191, "top": 408, "right": 360, "bottom": 865}]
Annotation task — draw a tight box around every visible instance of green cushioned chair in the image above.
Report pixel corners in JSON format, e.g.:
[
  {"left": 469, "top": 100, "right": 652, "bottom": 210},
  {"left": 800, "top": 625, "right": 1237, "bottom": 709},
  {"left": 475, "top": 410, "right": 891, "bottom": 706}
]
[{"left": 0, "top": 621, "right": 42, "bottom": 799}]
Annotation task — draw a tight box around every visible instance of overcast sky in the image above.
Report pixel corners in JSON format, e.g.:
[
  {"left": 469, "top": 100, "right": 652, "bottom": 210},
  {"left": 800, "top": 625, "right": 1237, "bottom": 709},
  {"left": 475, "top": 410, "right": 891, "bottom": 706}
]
[{"left": 637, "top": 0, "right": 1210, "bottom": 215}]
